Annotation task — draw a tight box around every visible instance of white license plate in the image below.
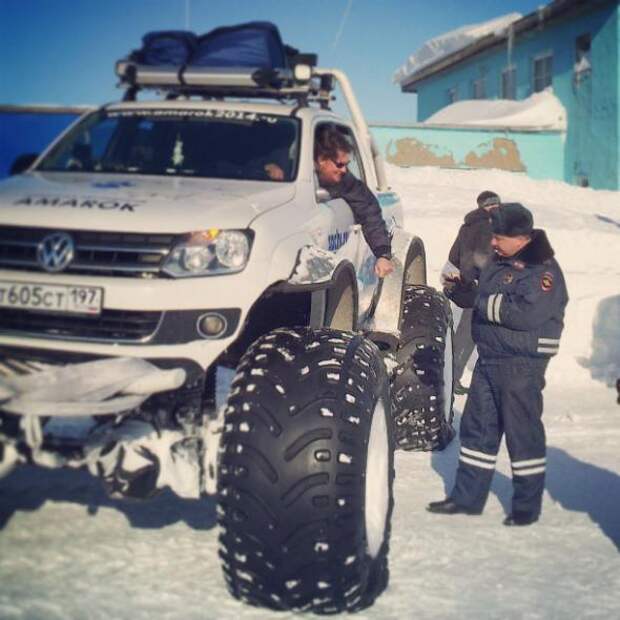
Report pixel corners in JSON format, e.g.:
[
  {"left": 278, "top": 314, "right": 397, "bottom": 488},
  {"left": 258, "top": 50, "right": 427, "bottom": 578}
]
[{"left": 0, "top": 281, "right": 103, "bottom": 315}]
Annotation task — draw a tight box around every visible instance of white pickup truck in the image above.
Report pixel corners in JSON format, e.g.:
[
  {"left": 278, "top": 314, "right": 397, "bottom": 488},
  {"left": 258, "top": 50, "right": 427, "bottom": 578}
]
[{"left": 0, "top": 27, "right": 454, "bottom": 614}]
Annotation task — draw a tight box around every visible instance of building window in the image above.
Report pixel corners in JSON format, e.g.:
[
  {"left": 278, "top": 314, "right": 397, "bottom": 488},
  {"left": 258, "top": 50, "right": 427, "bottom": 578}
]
[
  {"left": 447, "top": 87, "right": 458, "bottom": 104},
  {"left": 472, "top": 77, "right": 486, "bottom": 99},
  {"left": 575, "top": 33, "right": 591, "bottom": 76},
  {"left": 501, "top": 67, "right": 516, "bottom": 99},
  {"left": 533, "top": 53, "right": 553, "bottom": 92}
]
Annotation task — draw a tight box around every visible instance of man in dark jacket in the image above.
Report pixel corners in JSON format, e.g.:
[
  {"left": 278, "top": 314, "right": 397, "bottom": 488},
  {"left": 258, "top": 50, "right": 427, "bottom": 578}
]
[
  {"left": 442, "top": 190, "right": 501, "bottom": 394},
  {"left": 428, "top": 203, "right": 568, "bottom": 526},
  {"left": 314, "top": 124, "right": 393, "bottom": 278}
]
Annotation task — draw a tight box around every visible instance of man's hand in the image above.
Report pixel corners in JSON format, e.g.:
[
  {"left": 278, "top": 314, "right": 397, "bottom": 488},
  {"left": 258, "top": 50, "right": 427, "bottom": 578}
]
[
  {"left": 375, "top": 257, "right": 394, "bottom": 278},
  {"left": 440, "top": 261, "right": 461, "bottom": 286},
  {"left": 264, "top": 163, "right": 284, "bottom": 181}
]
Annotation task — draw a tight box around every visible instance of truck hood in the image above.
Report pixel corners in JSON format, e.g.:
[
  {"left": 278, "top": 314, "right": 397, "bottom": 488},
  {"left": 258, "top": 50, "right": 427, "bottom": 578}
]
[{"left": 0, "top": 172, "right": 296, "bottom": 232}]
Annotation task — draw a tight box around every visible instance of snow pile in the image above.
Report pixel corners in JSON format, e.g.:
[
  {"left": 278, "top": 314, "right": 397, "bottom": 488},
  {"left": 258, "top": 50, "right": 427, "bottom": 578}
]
[
  {"left": 423, "top": 89, "right": 567, "bottom": 130},
  {"left": 393, "top": 13, "right": 521, "bottom": 84}
]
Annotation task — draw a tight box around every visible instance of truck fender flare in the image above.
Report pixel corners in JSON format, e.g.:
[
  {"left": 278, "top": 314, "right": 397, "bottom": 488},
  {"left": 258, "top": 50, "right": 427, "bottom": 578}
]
[{"left": 371, "top": 230, "right": 427, "bottom": 339}]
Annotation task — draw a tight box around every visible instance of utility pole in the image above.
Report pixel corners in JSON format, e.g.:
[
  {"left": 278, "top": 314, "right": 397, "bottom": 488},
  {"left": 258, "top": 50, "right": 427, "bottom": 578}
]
[{"left": 185, "top": 0, "right": 191, "bottom": 29}]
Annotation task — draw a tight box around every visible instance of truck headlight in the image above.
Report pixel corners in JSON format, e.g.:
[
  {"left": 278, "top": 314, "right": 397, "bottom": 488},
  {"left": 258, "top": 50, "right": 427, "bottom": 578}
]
[{"left": 163, "top": 229, "right": 252, "bottom": 277}]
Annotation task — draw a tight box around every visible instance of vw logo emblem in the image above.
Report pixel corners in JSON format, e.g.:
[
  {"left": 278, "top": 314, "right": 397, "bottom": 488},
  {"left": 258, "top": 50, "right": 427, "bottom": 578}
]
[{"left": 37, "top": 232, "right": 75, "bottom": 272}]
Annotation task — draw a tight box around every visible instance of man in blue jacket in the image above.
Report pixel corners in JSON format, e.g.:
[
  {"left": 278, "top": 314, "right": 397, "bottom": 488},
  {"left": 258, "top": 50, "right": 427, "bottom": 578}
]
[{"left": 427, "top": 203, "right": 568, "bottom": 526}]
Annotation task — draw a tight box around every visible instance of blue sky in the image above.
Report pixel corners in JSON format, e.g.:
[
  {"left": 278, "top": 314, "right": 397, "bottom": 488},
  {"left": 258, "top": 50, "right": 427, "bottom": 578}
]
[{"left": 0, "top": 0, "right": 545, "bottom": 123}]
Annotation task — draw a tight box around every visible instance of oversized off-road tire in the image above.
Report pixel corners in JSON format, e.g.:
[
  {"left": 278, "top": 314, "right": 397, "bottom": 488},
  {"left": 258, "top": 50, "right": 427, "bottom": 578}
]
[
  {"left": 391, "top": 285, "right": 455, "bottom": 451},
  {"left": 217, "top": 327, "right": 394, "bottom": 614}
]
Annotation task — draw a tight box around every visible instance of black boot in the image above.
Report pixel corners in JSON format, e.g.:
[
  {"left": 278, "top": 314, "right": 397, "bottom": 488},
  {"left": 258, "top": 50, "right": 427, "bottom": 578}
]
[
  {"left": 427, "top": 498, "right": 481, "bottom": 515},
  {"left": 503, "top": 511, "right": 538, "bottom": 526}
]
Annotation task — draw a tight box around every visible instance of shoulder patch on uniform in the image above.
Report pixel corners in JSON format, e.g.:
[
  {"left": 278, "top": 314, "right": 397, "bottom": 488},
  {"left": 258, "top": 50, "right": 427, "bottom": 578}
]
[
  {"left": 541, "top": 272, "right": 554, "bottom": 292},
  {"left": 512, "top": 260, "right": 525, "bottom": 270}
]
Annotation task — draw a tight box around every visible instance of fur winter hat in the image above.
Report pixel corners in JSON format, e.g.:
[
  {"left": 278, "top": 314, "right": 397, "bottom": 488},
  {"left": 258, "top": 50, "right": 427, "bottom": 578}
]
[
  {"left": 491, "top": 203, "right": 534, "bottom": 237},
  {"left": 477, "top": 190, "right": 501, "bottom": 208}
]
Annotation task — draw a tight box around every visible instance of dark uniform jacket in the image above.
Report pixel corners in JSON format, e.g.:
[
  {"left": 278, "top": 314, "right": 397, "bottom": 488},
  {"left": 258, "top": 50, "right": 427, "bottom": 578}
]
[
  {"left": 325, "top": 171, "right": 392, "bottom": 259},
  {"left": 472, "top": 229, "right": 568, "bottom": 360}
]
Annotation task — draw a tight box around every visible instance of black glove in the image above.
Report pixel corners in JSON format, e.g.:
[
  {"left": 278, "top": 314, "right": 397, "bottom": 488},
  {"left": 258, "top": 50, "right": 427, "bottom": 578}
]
[{"left": 443, "top": 278, "right": 477, "bottom": 309}]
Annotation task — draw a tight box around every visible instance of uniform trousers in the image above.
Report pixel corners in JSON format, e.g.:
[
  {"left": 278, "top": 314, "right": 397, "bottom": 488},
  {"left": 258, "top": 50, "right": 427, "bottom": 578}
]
[{"left": 451, "top": 356, "right": 548, "bottom": 516}]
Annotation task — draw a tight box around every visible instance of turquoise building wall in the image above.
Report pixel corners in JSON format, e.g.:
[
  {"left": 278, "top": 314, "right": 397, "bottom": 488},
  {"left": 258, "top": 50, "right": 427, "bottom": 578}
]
[
  {"left": 412, "top": 2, "right": 619, "bottom": 190},
  {"left": 370, "top": 124, "right": 565, "bottom": 181}
]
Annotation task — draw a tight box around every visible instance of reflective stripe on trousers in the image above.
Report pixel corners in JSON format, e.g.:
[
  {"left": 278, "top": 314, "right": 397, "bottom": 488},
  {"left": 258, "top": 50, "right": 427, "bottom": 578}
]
[{"left": 451, "top": 357, "right": 548, "bottom": 515}]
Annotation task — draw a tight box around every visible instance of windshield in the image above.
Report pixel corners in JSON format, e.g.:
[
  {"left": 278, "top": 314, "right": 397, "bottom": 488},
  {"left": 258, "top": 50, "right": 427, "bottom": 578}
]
[{"left": 37, "top": 108, "right": 300, "bottom": 182}]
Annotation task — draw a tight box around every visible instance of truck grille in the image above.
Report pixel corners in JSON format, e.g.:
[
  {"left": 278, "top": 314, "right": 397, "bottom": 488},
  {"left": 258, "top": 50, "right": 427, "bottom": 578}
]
[
  {"left": 0, "top": 307, "right": 162, "bottom": 342},
  {"left": 0, "top": 226, "right": 176, "bottom": 278}
]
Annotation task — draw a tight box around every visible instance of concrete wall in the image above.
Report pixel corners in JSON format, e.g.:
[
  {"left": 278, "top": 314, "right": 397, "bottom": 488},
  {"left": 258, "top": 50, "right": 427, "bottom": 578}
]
[
  {"left": 371, "top": 124, "right": 565, "bottom": 181},
  {"left": 412, "top": 2, "right": 619, "bottom": 190}
]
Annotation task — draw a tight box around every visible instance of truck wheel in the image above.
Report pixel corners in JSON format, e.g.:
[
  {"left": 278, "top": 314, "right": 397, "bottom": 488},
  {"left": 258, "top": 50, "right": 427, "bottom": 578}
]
[
  {"left": 391, "top": 285, "right": 455, "bottom": 451},
  {"left": 217, "top": 327, "right": 394, "bottom": 614}
]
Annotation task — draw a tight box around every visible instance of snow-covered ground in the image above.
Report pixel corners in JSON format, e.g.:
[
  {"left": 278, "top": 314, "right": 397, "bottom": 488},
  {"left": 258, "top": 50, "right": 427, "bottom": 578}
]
[{"left": 1, "top": 166, "right": 619, "bottom": 619}]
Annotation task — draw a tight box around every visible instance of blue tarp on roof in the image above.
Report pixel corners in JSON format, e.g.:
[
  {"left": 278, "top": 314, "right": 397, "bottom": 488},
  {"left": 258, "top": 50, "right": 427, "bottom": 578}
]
[
  {"left": 192, "top": 22, "right": 287, "bottom": 68},
  {"left": 134, "top": 22, "right": 288, "bottom": 69}
]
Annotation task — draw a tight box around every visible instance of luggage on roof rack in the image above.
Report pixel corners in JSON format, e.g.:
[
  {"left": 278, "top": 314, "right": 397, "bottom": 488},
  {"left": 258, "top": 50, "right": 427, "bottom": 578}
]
[
  {"left": 192, "top": 21, "right": 288, "bottom": 68},
  {"left": 131, "top": 31, "right": 197, "bottom": 66},
  {"left": 116, "top": 21, "right": 318, "bottom": 98}
]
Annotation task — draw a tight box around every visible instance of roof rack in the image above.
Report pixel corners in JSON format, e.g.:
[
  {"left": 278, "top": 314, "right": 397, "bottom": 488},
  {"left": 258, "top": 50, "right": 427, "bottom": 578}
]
[{"left": 115, "top": 57, "right": 334, "bottom": 106}]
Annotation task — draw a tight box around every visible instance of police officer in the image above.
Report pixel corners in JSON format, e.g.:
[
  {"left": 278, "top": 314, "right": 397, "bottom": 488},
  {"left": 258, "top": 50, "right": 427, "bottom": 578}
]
[{"left": 428, "top": 203, "right": 568, "bottom": 526}]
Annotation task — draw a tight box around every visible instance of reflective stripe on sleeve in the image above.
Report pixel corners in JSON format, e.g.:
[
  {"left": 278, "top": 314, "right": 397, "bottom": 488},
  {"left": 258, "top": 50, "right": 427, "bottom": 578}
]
[
  {"left": 486, "top": 295, "right": 494, "bottom": 321},
  {"left": 537, "top": 346, "right": 558, "bottom": 354},
  {"left": 537, "top": 337, "right": 559, "bottom": 355},
  {"left": 486, "top": 293, "right": 503, "bottom": 323}
]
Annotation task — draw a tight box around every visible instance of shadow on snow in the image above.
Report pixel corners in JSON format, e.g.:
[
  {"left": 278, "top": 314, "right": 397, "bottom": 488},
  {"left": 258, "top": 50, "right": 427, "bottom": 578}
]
[
  {"left": 578, "top": 294, "right": 620, "bottom": 389},
  {"left": 546, "top": 446, "right": 620, "bottom": 551},
  {"left": 431, "top": 412, "right": 620, "bottom": 550},
  {"left": 0, "top": 464, "right": 217, "bottom": 531}
]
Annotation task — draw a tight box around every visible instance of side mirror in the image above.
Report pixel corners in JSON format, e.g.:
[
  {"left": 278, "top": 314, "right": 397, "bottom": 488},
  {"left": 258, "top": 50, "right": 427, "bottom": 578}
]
[
  {"left": 10, "top": 153, "right": 39, "bottom": 176},
  {"left": 315, "top": 187, "right": 331, "bottom": 203}
]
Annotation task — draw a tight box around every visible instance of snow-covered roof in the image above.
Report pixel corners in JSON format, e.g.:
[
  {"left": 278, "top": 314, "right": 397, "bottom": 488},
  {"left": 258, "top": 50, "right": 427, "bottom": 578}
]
[
  {"left": 393, "top": 13, "right": 522, "bottom": 85},
  {"left": 423, "top": 89, "right": 567, "bottom": 131}
]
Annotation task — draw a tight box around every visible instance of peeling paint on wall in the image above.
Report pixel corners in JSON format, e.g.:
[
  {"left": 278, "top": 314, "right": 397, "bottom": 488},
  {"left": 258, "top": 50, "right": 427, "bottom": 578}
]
[
  {"left": 464, "top": 138, "right": 526, "bottom": 172},
  {"left": 386, "top": 138, "right": 456, "bottom": 167},
  {"left": 372, "top": 125, "right": 564, "bottom": 183}
]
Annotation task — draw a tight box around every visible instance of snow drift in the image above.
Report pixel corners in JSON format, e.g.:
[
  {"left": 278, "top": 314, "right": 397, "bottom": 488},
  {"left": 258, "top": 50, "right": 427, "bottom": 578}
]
[{"left": 423, "top": 89, "right": 567, "bottom": 130}]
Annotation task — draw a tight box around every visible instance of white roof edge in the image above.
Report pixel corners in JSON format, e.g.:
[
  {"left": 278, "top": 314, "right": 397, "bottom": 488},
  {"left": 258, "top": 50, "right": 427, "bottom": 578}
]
[{"left": 393, "top": 12, "right": 522, "bottom": 85}]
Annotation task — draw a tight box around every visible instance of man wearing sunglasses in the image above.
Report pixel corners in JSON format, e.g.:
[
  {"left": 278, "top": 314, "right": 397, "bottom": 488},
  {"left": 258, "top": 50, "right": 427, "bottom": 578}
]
[{"left": 314, "top": 124, "right": 394, "bottom": 278}]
